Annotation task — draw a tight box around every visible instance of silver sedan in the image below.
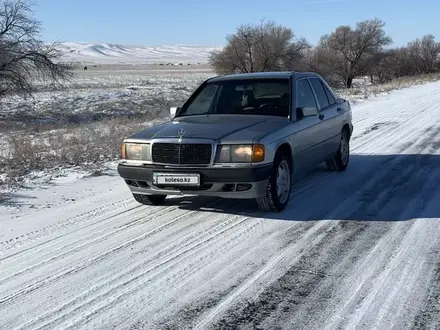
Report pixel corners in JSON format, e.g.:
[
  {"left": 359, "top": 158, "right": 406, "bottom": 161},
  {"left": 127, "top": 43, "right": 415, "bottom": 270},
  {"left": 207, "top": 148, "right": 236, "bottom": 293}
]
[{"left": 117, "top": 71, "right": 353, "bottom": 212}]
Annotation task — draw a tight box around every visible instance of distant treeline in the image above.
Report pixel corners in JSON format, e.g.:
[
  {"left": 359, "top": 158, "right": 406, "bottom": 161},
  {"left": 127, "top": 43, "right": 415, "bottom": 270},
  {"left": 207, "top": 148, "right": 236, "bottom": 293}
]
[{"left": 209, "top": 18, "right": 440, "bottom": 88}]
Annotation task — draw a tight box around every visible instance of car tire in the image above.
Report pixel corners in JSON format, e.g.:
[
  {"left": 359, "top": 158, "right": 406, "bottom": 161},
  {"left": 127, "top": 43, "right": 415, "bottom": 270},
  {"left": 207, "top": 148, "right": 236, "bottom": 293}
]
[
  {"left": 256, "top": 154, "right": 292, "bottom": 212},
  {"left": 326, "top": 128, "right": 350, "bottom": 171},
  {"left": 133, "top": 193, "right": 166, "bottom": 205}
]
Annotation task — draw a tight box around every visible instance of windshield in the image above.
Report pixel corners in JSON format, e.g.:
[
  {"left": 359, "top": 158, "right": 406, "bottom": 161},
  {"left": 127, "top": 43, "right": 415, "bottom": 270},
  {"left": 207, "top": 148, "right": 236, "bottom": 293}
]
[{"left": 177, "top": 78, "right": 291, "bottom": 117}]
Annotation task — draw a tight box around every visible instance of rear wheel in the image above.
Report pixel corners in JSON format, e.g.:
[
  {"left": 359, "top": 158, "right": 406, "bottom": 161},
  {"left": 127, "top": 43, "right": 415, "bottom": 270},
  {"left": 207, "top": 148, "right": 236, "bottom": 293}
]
[
  {"left": 256, "top": 154, "right": 292, "bottom": 212},
  {"left": 133, "top": 194, "right": 166, "bottom": 205},
  {"left": 326, "top": 128, "right": 350, "bottom": 171}
]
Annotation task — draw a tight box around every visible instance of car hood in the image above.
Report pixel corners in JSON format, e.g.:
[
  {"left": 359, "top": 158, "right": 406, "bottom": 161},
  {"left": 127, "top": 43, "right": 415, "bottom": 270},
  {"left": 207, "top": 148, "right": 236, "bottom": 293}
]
[{"left": 127, "top": 115, "right": 289, "bottom": 143}]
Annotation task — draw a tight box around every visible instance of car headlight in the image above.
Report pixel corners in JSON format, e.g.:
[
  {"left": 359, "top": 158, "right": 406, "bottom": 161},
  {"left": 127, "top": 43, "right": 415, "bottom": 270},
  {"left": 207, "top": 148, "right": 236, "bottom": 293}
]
[
  {"left": 216, "top": 144, "right": 265, "bottom": 163},
  {"left": 121, "top": 143, "right": 151, "bottom": 161}
]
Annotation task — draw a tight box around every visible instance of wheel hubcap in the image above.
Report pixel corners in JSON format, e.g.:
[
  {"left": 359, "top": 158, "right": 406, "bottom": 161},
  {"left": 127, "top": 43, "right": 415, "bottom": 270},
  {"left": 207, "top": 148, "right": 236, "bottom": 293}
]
[
  {"left": 340, "top": 132, "right": 349, "bottom": 165},
  {"left": 276, "top": 160, "right": 290, "bottom": 203}
]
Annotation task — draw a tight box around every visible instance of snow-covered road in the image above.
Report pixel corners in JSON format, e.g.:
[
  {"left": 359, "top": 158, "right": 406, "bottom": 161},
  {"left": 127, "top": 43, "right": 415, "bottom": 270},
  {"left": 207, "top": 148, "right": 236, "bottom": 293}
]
[{"left": 2, "top": 81, "right": 440, "bottom": 330}]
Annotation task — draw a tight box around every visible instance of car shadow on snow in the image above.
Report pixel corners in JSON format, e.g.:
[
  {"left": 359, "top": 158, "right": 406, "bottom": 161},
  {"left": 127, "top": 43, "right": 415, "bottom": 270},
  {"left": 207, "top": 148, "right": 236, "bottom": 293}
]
[{"left": 175, "top": 153, "right": 440, "bottom": 222}]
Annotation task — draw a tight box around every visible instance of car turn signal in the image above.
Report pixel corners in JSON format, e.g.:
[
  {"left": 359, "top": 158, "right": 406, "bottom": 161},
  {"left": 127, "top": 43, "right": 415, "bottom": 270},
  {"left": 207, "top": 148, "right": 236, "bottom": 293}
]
[
  {"left": 121, "top": 143, "right": 126, "bottom": 159},
  {"left": 252, "top": 144, "right": 265, "bottom": 162}
]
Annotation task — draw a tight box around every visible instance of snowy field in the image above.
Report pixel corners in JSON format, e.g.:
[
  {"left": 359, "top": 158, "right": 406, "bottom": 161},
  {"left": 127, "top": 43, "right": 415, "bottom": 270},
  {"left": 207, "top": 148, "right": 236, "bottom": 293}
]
[
  {"left": 0, "top": 64, "right": 213, "bottom": 132},
  {"left": 1, "top": 79, "right": 440, "bottom": 329},
  {"left": 0, "top": 64, "right": 216, "bottom": 187}
]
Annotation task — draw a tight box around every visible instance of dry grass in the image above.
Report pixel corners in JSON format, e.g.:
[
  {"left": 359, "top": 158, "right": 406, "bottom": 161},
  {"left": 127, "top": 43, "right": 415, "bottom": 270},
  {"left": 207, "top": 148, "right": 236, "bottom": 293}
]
[
  {"left": 0, "top": 116, "right": 155, "bottom": 186},
  {"left": 336, "top": 72, "right": 440, "bottom": 103}
]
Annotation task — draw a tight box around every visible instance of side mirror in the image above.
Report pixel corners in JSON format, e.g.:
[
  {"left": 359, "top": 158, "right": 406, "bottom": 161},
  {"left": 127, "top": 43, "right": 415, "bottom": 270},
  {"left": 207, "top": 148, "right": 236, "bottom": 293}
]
[
  {"left": 296, "top": 106, "right": 318, "bottom": 119},
  {"left": 170, "top": 107, "right": 180, "bottom": 119}
]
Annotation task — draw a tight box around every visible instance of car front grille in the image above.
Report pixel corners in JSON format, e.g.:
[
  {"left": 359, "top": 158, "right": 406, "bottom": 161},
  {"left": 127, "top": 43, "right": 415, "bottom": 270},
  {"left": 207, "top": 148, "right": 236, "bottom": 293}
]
[{"left": 152, "top": 143, "right": 212, "bottom": 165}]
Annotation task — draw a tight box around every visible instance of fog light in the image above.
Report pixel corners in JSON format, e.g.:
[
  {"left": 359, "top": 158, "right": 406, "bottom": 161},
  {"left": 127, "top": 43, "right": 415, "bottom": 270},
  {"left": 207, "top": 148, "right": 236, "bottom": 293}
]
[{"left": 236, "top": 184, "right": 252, "bottom": 191}]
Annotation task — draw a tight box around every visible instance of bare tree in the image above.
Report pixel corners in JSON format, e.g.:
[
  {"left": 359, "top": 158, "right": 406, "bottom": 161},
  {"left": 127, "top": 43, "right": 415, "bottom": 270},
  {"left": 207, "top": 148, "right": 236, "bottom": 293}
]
[
  {"left": 367, "top": 35, "right": 440, "bottom": 80},
  {"left": 405, "top": 35, "right": 440, "bottom": 75},
  {"left": 366, "top": 49, "right": 397, "bottom": 83},
  {"left": 316, "top": 18, "right": 392, "bottom": 88},
  {"left": 209, "top": 19, "right": 310, "bottom": 74},
  {"left": 0, "top": 0, "right": 72, "bottom": 97},
  {"left": 307, "top": 36, "right": 348, "bottom": 87}
]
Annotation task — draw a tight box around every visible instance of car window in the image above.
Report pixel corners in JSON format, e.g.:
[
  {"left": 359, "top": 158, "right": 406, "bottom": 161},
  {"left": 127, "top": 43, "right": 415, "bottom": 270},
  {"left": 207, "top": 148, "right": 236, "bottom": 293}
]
[
  {"left": 322, "top": 82, "right": 336, "bottom": 105},
  {"left": 296, "top": 79, "right": 317, "bottom": 109},
  {"left": 179, "top": 78, "right": 291, "bottom": 117},
  {"left": 309, "top": 78, "right": 330, "bottom": 110},
  {"left": 183, "top": 84, "right": 219, "bottom": 115}
]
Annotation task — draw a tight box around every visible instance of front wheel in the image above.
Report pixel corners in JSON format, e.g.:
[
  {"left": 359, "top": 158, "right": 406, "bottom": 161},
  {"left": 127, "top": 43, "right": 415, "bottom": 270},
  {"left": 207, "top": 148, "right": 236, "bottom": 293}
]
[
  {"left": 256, "top": 154, "right": 292, "bottom": 212},
  {"left": 326, "top": 129, "right": 350, "bottom": 171},
  {"left": 133, "top": 194, "right": 166, "bottom": 205}
]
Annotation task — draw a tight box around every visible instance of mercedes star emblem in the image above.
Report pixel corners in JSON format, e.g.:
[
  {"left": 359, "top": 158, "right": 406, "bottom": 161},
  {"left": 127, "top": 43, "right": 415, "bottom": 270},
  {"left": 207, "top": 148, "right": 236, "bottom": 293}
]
[{"left": 178, "top": 128, "right": 185, "bottom": 143}]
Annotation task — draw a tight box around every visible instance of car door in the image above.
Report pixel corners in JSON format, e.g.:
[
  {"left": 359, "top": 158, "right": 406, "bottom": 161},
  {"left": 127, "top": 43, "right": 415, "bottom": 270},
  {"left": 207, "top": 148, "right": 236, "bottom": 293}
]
[
  {"left": 289, "top": 78, "right": 326, "bottom": 173},
  {"left": 309, "top": 77, "right": 343, "bottom": 159}
]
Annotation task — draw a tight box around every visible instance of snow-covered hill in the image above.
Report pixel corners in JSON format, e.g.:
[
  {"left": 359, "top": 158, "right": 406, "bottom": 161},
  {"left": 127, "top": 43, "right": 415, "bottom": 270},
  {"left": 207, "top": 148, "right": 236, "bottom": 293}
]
[{"left": 57, "top": 42, "right": 222, "bottom": 65}]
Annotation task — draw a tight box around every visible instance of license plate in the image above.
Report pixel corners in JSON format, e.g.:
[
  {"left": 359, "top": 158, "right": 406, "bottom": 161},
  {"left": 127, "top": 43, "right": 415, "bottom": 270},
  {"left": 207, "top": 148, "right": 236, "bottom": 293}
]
[{"left": 153, "top": 173, "right": 200, "bottom": 186}]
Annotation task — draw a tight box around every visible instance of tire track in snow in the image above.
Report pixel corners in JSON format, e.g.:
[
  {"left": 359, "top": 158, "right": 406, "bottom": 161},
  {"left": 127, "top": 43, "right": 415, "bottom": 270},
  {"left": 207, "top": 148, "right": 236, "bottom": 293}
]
[
  {"left": 412, "top": 262, "right": 440, "bottom": 330},
  {"left": 2, "top": 178, "right": 323, "bottom": 329},
  {"left": 189, "top": 101, "right": 440, "bottom": 329},
  {"left": 148, "top": 222, "right": 318, "bottom": 330},
  {"left": 191, "top": 156, "right": 409, "bottom": 329},
  {"left": 256, "top": 124, "right": 440, "bottom": 330},
  {"left": 16, "top": 185, "right": 327, "bottom": 330},
  {"left": 196, "top": 151, "right": 439, "bottom": 329},
  {"left": 330, "top": 221, "right": 437, "bottom": 330},
  {"left": 0, "top": 202, "right": 139, "bottom": 260},
  {"left": 0, "top": 201, "right": 210, "bottom": 290},
  {"left": 321, "top": 160, "right": 440, "bottom": 328},
  {"left": 349, "top": 93, "right": 431, "bottom": 148},
  {"left": 0, "top": 202, "right": 216, "bottom": 307},
  {"left": 0, "top": 196, "right": 210, "bottom": 259},
  {"left": 1, "top": 196, "right": 236, "bottom": 289},
  {"left": 18, "top": 174, "right": 350, "bottom": 330},
  {"left": 231, "top": 171, "right": 437, "bottom": 330},
  {"left": 20, "top": 214, "right": 258, "bottom": 330},
  {"left": 5, "top": 198, "right": 254, "bottom": 329},
  {"left": 61, "top": 218, "right": 321, "bottom": 330},
  {"left": 204, "top": 222, "right": 371, "bottom": 330},
  {"left": 0, "top": 202, "right": 199, "bottom": 287},
  {"left": 0, "top": 197, "right": 136, "bottom": 254}
]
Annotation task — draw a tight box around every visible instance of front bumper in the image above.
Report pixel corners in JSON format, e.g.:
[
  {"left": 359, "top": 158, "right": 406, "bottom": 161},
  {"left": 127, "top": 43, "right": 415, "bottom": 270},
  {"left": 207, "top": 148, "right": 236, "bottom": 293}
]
[{"left": 117, "top": 163, "right": 273, "bottom": 199}]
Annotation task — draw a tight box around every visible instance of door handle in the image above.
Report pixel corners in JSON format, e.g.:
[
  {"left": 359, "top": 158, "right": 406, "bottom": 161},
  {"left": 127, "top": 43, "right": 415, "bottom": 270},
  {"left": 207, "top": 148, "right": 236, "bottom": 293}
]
[
  {"left": 337, "top": 107, "right": 342, "bottom": 113},
  {"left": 318, "top": 114, "right": 324, "bottom": 121}
]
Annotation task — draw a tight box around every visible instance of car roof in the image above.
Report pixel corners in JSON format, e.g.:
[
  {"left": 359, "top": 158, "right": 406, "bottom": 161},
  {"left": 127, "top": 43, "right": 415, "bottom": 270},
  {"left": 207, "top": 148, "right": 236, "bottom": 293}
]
[{"left": 207, "top": 71, "right": 321, "bottom": 83}]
